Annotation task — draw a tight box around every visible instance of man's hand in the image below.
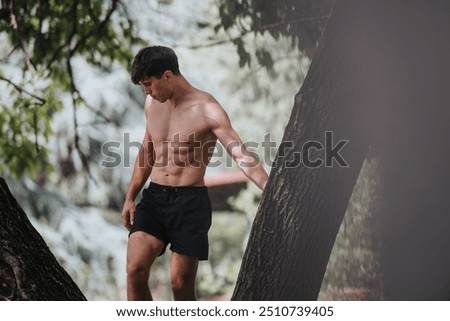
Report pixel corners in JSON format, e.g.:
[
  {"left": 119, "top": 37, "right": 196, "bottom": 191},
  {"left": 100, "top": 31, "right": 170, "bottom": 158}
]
[{"left": 121, "top": 199, "right": 136, "bottom": 231}]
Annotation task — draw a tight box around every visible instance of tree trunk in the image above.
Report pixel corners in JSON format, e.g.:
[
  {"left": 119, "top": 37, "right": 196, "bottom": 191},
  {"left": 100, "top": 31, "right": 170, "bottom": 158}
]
[
  {"left": 233, "top": 0, "right": 450, "bottom": 300},
  {"left": 0, "top": 177, "right": 86, "bottom": 300},
  {"left": 232, "top": 0, "right": 374, "bottom": 300}
]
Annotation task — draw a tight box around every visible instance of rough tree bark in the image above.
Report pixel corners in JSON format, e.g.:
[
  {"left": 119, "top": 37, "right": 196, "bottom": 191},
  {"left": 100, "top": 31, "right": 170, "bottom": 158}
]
[
  {"left": 233, "top": 0, "right": 450, "bottom": 300},
  {"left": 0, "top": 177, "right": 86, "bottom": 300},
  {"left": 233, "top": 0, "right": 372, "bottom": 300}
]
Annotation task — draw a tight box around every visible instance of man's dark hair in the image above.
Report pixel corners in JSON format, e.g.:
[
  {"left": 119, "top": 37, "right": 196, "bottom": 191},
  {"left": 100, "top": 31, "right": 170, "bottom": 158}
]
[{"left": 131, "top": 46, "right": 181, "bottom": 84}]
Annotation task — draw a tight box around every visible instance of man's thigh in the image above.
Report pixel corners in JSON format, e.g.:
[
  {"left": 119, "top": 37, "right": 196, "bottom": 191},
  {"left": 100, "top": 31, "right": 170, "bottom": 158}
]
[
  {"left": 127, "top": 232, "right": 166, "bottom": 268},
  {"left": 170, "top": 252, "right": 199, "bottom": 283}
]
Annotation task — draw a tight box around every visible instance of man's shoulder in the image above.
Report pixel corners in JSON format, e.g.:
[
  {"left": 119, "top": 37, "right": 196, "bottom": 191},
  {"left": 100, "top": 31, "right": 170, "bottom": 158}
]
[
  {"left": 193, "top": 89, "right": 219, "bottom": 106},
  {"left": 190, "top": 90, "right": 222, "bottom": 113},
  {"left": 198, "top": 96, "right": 225, "bottom": 115},
  {"left": 194, "top": 95, "right": 230, "bottom": 129}
]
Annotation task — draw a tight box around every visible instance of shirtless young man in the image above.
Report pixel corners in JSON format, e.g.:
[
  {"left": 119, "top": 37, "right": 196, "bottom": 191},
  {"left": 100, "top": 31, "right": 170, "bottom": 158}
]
[{"left": 121, "top": 46, "right": 268, "bottom": 301}]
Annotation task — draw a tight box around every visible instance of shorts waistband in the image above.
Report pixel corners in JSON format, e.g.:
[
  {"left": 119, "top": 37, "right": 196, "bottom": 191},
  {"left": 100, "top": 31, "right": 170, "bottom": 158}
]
[{"left": 148, "top": 182, "right": 208, "bottom": 195}]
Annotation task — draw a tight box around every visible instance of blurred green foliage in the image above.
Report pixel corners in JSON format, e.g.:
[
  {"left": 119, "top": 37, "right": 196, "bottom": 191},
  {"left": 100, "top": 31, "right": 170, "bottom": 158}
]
[
  {"left": 214, "top": 0, "right": 333, "bottom": 67},
  {"left": 0, "top": 80, "right": 62, "bottom": 177},
  {"left": 0, "top": 0, "right": 144, "bottom": 177}
]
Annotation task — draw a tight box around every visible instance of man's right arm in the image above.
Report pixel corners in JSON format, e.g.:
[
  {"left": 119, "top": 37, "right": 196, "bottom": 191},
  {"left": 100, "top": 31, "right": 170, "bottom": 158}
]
[
  {"left": 205, "top": 102, "right": 269, "bottom": 190},
  {"left": 121, "top": 98, "right": 154, "bottom": 230}
]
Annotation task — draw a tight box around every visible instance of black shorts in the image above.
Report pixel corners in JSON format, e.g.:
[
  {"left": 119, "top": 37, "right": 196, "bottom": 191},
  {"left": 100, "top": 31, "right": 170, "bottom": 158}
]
[{"left": 129, "top": 182, "right": 212, "bottom": 260}]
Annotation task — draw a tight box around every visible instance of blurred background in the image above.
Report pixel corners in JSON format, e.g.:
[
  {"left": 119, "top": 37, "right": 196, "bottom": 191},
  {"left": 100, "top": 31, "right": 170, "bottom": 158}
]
[{"left": 0, "top": 0, "right": 380, "bottom": 300}]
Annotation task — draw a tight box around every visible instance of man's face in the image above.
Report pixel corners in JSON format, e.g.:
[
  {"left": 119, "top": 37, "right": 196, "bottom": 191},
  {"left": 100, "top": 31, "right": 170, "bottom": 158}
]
[{"left": 139, "top": 73, "right": 172, "bottom": 102}]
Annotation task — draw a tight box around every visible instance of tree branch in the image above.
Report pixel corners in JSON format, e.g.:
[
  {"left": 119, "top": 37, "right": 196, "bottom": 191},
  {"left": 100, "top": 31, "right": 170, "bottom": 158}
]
[
  {"left": 46, "top": 0, "right": 119, "bottom": 68},
  {"left": 36, "top": 0, "right": 47, "bottom": 57},
  {"left": 66, "top": 58, "right": 97, "bottom": 184},
  {"left": 179, "top": 15, "right": 331, "bottom": 50},
  {"left": 44, "top": 0, "right": 119, "bottom": 125},
  {"left": 0, "top": 76, "right": 45, "bottom": 154},
  {"left": 68, "top": 1, "right": 114, "bottom": 122},
  {"left": 32, "top": 108, "right": 40, "bottom": 154},
  {"left": 0, "top": 44, "right": 19, "bottom": 62},
  {"left": 69, "top": 0, "right": 119, "bottom": 56},
  {"left": 61, "top": 4, "right": 96, "bottom": 182},
  {"left": 9, "top": 0, "right": 36, "bottom": 70},
  {"left": 45, "top": 0, "right": 79, "bottom": 70},
  {"left": 0, "top": 76, "right": 46, "bottom": 105}
]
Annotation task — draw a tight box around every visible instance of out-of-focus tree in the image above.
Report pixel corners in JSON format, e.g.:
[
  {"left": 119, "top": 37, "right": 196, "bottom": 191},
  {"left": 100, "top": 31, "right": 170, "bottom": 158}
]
[
  {"left": 0, "top": 0, "right": 144, "bottom": 177},
  {"left": 0, "top": 177, "right": 86, "bottom": 300}
]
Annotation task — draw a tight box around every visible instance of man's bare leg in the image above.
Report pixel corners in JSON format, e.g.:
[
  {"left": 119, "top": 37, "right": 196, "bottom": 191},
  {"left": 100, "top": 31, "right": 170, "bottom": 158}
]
[
  {"left": 127, "top": 232, "right": 165, "bottom": 300},
  {"left": 170, "top": 252, "right": 199, "bottom": 300}
]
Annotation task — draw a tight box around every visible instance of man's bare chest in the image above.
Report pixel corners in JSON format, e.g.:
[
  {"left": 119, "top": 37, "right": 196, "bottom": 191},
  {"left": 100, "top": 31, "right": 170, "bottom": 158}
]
[{"left": 148, "top": 111, "right": 214, "bottom": 148}]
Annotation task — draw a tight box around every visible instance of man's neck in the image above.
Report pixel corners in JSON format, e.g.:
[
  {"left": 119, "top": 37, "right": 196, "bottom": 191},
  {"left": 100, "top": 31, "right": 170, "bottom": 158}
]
[{"left": 168, "top": 75, "right": 195, "bottom": 107}]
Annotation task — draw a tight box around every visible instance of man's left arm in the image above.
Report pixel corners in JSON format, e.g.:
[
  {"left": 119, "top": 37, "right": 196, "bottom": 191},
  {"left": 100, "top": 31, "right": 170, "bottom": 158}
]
[{"left": 206, "top": 103, "right": 268, "bottom": 190}]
